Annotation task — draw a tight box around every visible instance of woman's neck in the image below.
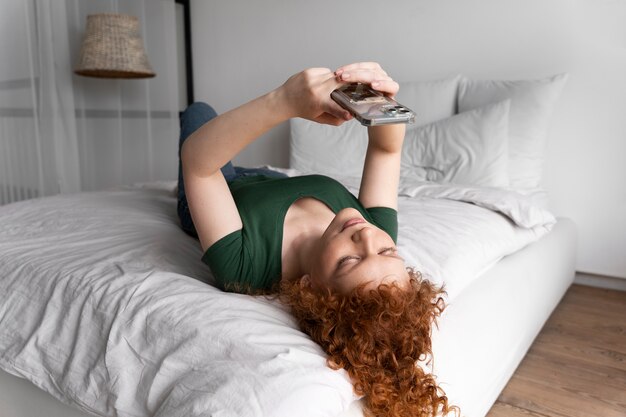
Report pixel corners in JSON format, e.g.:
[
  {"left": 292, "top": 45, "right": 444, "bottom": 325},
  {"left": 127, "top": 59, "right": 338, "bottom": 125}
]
[{"left": 281, "top": 198, "right": 335, "bottom": 281}]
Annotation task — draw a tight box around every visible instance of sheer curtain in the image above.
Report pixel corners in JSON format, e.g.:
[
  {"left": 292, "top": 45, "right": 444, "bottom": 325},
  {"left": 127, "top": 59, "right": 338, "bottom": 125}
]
[{"left": 0, "top": 0, "right": 179, "bottom": 205}]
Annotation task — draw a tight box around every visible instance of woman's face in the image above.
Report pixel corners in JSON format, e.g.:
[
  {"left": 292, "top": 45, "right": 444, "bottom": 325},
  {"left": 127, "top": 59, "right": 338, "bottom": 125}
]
[{"left": 308, "top": 208, "right": 409, "bottom": 294}]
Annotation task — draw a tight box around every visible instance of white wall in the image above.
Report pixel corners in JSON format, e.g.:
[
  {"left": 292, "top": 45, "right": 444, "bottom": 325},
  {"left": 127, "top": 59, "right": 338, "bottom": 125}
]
[
  {"left": 190, "top": 0, "right": 626, "bottom": 279},
  {"left": 0, "top": 0, "right": 180, "bottom": 203}
]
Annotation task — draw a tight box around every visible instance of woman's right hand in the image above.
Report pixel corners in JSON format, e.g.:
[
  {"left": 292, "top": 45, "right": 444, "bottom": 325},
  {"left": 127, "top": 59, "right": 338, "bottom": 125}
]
[
  {"left": 277, "top": 67, "right": 352, "bottom": 126},
  {"left": 277, "top": 62, "right": 400, "bottom": 126}
]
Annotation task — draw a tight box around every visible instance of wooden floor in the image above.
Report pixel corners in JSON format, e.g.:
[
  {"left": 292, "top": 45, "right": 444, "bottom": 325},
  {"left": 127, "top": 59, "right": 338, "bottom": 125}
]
[{"left": 486, "top": 284, "right": 626, "bottom": 417}]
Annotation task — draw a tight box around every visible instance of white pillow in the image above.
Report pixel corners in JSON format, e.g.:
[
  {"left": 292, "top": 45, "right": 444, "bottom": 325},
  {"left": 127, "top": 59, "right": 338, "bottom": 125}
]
[
  {"left": 458, "top": 74, "right": 568, "bottom": 189},
  {"left": 401, "top": 100, "right": 510, "bottom": 187},
  {"left": 289, "top": 75, "right": 461, "bottom": 176},
  {"left": 289, "top": 117, "right": 367, "bottom": 178},
  {"left": 396, "top": 75, "right": 461, "bottom": 126}
]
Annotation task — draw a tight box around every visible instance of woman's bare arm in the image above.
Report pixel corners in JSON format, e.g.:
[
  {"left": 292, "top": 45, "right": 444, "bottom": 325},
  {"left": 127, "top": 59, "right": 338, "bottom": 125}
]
[
  {"left": 181, "top": 92, "right": 291, "bottom": 250},
  {"left": 181, "top": 68, "right": 351, "bottom": 250},
  {"left": 333, "top": 62, "right": 405, "bottom": 210},
  {"left": 358, "top": 124, "right": 405, "bottom": 210}
]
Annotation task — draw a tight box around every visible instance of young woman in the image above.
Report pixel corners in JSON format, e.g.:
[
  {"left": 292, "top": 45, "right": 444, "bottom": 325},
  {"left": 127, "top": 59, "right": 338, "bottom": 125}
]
[{"left": 178, "top": 62, "right": 458, "bottom": 417}]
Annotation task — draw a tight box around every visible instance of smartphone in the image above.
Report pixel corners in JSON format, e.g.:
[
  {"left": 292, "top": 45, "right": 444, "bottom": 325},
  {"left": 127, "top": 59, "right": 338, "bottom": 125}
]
[{"left": 331, "top": 83, "right": 416, "bottom": 126}]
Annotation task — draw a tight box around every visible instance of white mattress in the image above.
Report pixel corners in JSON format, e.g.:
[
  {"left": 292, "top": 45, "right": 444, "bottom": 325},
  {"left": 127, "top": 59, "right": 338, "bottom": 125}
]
[
  {"left": 429, "top": 217, "right": 576, "bottom": 417},
  {"left": 0, "top": 186, "right": 573, "bottom": 417}
]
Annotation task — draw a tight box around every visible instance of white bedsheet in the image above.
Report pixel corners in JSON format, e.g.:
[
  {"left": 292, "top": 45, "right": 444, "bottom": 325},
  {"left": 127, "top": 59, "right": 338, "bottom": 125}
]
[{"left": 0, "top": 179, "right": 554, "bottom": 417}]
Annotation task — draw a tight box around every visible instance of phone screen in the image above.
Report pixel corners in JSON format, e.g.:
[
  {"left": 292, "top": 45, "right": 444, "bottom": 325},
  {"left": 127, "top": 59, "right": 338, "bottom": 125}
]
[{"left": 341, "top": 84, "right": 387, "bottom": 104}]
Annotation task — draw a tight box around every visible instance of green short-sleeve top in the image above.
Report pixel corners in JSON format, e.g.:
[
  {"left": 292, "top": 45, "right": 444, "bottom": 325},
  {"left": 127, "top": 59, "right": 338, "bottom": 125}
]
[{"left": 201, "top": 174, "right": 397, "bottom": 292}]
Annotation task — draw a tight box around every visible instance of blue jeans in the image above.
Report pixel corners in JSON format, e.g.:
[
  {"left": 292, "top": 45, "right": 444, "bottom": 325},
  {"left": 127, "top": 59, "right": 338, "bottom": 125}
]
[{"left": 177, "top": 102, "right": 286, "bottom": 237}]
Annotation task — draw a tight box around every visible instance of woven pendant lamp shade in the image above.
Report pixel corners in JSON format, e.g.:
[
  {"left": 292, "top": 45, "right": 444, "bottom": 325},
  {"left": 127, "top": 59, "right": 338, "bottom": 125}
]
[{"left": 75, "top": 13, "right": 155, "bottom": 79}]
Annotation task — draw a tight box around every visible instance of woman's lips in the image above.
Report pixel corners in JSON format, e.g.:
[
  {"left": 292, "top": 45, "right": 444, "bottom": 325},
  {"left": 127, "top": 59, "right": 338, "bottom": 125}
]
[{"left": 341, "top": 218, "right": 365, "bottom": 232}]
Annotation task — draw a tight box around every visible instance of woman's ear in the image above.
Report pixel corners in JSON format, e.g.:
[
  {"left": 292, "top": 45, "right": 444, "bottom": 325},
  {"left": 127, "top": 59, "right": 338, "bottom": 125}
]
[{"left": 300, "top": 274, "right": 312, "bottom": 287}]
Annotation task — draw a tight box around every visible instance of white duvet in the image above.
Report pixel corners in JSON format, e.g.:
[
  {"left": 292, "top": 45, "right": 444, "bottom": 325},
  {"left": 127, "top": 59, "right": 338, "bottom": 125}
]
[{"left": 0, "top": 177, "right": 554, "bottom": 417}]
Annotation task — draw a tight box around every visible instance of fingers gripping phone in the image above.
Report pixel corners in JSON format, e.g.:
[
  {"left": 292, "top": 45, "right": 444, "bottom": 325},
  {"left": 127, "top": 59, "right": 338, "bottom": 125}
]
[{"left": 331, "top": 83, "right": 416, "bottom": 126}]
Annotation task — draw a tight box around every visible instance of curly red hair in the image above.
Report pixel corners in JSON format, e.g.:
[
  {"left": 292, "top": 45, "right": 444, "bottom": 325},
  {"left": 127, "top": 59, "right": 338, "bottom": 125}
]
[{"left": 278, "top": 268, "right": 459, "bottom": 417}]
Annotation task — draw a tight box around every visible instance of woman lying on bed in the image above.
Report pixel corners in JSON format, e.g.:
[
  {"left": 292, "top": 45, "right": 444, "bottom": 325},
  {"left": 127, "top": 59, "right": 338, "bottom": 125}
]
[{"left": 178, "top": 62, "right": 458, "bottom": 417}]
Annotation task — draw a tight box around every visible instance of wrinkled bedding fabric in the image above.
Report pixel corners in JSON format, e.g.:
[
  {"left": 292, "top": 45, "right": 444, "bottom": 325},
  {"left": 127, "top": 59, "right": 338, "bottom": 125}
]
[{"left": 0, "top": 178, "right": 554, "bottom": 417}]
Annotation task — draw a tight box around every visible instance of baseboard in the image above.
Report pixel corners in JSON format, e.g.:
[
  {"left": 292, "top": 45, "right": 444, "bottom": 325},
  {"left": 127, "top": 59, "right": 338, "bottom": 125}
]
[{"left": 574, "top": 272, "right": 626, "bottom": 292}]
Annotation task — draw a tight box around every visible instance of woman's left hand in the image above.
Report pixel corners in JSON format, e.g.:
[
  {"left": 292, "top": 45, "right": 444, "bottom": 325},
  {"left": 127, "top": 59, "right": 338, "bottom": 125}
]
[{"left": 334, "top": 62, "right": 400, "bottom": 98}]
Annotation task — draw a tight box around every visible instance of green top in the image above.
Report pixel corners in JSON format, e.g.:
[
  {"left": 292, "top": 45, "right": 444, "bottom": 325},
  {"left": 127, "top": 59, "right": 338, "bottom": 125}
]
[{"left": 201, "top": 174, "right": 397, "bottom": 292}]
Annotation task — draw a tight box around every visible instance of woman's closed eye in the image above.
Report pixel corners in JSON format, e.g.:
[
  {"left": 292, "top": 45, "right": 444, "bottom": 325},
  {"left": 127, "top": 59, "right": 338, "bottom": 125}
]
[
  {"left": 337, "top": 247, "right": 398, "bottom": 268},
  {"left": 380, "top": 246, "right": 397, "bottom": 255},
  {"left": 337, "top": 255, "right": 360, "bottom": 268}
]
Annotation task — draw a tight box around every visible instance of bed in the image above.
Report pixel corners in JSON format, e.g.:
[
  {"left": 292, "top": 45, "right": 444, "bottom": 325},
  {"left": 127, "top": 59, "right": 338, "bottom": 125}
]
[{"left": 0, "top": 73, "right": 575, "bottom": 417}]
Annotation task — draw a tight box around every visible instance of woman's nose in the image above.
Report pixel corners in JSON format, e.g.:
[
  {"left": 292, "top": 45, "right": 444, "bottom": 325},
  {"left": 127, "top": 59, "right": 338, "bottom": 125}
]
[{"left": 351, "top": 226, "right": 375, "bottom": 245}]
